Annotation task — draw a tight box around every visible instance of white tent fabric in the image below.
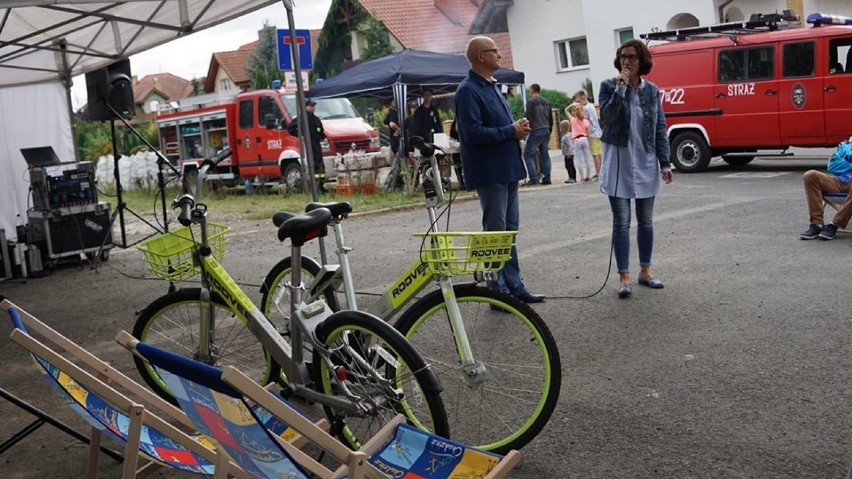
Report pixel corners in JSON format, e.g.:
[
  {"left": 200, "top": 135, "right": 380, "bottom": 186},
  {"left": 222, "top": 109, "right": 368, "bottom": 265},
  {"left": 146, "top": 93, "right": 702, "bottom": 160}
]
[
  {"left": 0, "top": 81, "right": 74, "bottom": 242},
  {"left": 0, "top": 1, "right": 277, "bottom": 87},
  {"left": 0, "top": 0, "right": 279, "bottom": 243}
]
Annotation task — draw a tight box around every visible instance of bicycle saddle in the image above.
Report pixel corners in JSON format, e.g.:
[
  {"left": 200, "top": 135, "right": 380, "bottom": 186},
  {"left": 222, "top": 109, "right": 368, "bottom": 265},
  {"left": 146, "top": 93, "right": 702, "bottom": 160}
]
[
  {"left": 278, "top": 208, "right": 332, "bottom": 246},
  {"left": 305, "top": 201, "right": 352, "bottom": 219},
  {"left": 272, "top": 211, "right": 296, "bottom": 227}
]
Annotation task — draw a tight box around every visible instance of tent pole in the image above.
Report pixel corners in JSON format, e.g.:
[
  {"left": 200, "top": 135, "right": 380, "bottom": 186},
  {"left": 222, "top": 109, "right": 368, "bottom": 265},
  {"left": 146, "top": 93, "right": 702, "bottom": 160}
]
[
  {"left": 55, "top": 38, "right": 80, "bottom": 163},
  {"left": 282, "top": 0, "right": 327, "bottom": 264}
]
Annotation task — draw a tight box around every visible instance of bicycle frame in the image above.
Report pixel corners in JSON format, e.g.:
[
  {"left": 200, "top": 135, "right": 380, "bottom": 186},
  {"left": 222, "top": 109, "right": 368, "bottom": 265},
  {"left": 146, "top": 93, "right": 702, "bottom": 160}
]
[
  {"left": 190, "top": 214, "right": 367, "bottom": 413},
  {"left": 296, "top": 151, "right": 482, "bottom": 380}
]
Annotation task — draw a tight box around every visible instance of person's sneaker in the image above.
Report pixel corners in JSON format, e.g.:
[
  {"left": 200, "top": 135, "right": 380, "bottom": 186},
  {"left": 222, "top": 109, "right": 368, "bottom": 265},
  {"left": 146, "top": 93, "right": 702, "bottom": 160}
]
[
  {"left": 819, "top": 223, "right": 838, "bottom": 240},
  {"left": 800, "top": 223, "right": 823, "bottom": 240},
  {"left": 541, "top": 176, "right": 551, "bottom": 185},
  {"left": 592, "top": 175, "right": 599, "bottom": 182},
  {"left": 564, "top": 179, "right": 576, "bottom": 184}
]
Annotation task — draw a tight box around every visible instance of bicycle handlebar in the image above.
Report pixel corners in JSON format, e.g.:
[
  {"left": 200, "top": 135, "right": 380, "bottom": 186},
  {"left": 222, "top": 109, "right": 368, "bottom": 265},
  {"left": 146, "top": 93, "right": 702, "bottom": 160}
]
[{"left": 172, "top": 147, "right": 234, "bottom": 226}]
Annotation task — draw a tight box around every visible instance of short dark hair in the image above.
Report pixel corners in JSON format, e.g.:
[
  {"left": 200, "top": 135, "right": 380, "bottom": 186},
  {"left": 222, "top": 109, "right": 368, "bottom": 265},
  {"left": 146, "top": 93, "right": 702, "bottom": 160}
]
[
  {"left": 529, "top": 83, "right": 541, "bottom": 93},
  {"left": 613, "top": 39, "right": 653, "bottom": 76}
]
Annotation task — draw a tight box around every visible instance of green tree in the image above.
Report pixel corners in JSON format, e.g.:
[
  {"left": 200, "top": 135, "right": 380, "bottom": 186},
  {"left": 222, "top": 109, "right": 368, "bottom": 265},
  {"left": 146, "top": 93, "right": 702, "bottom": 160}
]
[
  {"left": 360, "top": 17, "right": 392, "bottom": 61},
  {"left": 249, "top": 22, "right": 283, "bottom": 90},
  {"left": 314, "top": 0, "right": 367, "bottom": 79},
  {"left": 508, "top": 88, "right": 572, "bottom": 121},
  {"left": 190, "top": 77, "right": 205, "bottom": 96}
]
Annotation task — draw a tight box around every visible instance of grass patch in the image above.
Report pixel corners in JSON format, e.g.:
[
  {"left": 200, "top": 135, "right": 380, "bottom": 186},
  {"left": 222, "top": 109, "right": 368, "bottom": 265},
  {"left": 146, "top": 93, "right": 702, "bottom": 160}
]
[{"left": 100, "top": 183, "right": 474, "bottom": 220}]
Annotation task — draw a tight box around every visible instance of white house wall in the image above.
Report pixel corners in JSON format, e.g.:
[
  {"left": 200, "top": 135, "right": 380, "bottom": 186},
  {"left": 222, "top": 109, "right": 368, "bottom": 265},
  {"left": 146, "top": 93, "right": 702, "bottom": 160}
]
[{"left": 504, "top": 0, "right": 852, "bottom": 101}]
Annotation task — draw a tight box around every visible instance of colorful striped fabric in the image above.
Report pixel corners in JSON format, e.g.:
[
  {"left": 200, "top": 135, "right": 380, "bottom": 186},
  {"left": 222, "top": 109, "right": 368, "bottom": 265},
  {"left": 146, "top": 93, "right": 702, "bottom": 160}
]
[
  {"left": 156, "top": 367, "right": 311, "bottom": 479},
  {"left": 31, "top": 355, "right": 216, "bottom": 475},
  {"left": 370, "top": 422, "right": 503, "bottom": 479}
]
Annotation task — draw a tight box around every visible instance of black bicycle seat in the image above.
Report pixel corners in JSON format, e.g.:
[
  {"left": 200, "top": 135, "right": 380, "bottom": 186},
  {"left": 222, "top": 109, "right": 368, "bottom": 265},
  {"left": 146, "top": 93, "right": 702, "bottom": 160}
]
[
  {"left": 305, "top": 201, "right": 352, "bottom": 219},
  {"left": 272, "top": 212, "right": 297, "bottom": 227},
  {"left": 278, "top": 208, "right": 332, "bottom": 246}
]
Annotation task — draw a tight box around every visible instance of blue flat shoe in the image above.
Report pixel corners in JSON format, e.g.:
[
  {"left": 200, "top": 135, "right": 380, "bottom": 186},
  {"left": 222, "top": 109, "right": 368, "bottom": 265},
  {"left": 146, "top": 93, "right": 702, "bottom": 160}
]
[
  {"left": 638, "top": 275, "right": 664, "bottom": 289},
  {"left": 616, "top": 283, "right": 632, "bottom": 298}
]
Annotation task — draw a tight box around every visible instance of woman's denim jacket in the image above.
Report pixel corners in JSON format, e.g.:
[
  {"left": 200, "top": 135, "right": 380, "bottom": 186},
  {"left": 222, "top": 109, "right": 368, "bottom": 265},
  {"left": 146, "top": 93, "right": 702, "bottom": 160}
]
[{"left": 599, "top": 78, "right": 671, "bottom": 169}]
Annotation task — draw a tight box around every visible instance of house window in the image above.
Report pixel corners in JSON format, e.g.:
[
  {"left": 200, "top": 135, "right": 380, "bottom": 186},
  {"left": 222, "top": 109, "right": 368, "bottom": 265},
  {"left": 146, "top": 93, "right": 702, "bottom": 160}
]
[
  {"left": 617, "top": 28, "right": 634, "bottom": 45},
  {"left": 220, "top": 78, "right": 232, "bottom": 91},
  {"left": 148, "top": 99, "right": 160, "bottom": 113},
  {"left": 556, "top": 37, "right": 589, "bottom": 70}
]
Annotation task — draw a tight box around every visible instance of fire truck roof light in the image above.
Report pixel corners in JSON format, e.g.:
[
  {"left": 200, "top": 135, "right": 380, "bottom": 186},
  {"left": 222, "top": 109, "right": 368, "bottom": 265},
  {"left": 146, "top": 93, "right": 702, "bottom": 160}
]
[{"left": 807, "top": 13, "right": 852, "bottom": 26}]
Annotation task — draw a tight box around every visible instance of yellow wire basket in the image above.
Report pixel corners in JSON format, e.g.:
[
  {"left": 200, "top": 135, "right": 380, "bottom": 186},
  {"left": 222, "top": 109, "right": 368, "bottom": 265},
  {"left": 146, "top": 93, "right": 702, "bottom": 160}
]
[
  {"left": 137, "top": 223, "right": 230, "bottom": 282},
  {"left": 415, "top": 231, "right": 517, "bottom": 275}
]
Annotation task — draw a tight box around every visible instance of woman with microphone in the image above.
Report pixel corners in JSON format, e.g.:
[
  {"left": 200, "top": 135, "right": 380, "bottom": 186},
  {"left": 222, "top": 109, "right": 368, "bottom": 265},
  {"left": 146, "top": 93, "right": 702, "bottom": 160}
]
[{"left": 598, "top": 39, "right": 674, "bottom": 298}]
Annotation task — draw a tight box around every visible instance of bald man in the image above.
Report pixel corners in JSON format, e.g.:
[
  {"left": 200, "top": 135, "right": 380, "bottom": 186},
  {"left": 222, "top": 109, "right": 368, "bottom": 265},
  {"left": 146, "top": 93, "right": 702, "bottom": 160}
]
[{"left": 454, "top": 36, "right": 545, "bottom": 304}]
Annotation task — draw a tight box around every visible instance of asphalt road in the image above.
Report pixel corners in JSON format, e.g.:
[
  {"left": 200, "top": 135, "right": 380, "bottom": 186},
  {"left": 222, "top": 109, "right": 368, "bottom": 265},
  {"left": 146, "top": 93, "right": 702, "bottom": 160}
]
[{"left": 1, "top": 154, "right": 850, "bottom": 478}]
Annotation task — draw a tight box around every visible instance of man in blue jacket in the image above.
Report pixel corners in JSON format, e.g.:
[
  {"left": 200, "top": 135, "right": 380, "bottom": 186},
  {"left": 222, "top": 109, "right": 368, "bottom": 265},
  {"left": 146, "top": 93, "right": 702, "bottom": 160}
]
[
  {"left": 454, "top": 36, "right": 545, "bottom": 303},
  {"left": 801, "top": 137, "right": 852, "bottom": 240}
]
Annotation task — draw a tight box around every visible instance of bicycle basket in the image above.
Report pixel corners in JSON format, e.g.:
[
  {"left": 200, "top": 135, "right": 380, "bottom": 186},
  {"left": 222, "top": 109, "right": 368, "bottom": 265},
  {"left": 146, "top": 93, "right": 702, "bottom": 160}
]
[
  {"left": 415, "top": 231, "right": 516, "bottom": 275},
  {"left": 137, "top": 223, "right": 230, "bottom": 282}
]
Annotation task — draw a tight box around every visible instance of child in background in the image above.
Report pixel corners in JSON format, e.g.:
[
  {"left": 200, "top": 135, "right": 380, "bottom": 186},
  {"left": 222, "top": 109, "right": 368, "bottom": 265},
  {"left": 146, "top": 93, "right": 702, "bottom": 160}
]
[
  {"left": 566, "top": 103, "right": 594, "bottom": 182},
  {"left": 559, "top": 120, "right": 577, "bottom": 183}
]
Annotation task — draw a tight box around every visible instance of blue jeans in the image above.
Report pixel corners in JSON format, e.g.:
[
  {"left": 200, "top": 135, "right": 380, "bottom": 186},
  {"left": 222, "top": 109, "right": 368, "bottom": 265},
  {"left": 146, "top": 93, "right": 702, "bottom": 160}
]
[
  {"left": 608, "top": 196, "right": 655, "bottom": 274},
  {"left": 523, "top": 129, "right": 552, "bottom": 182},
  {"left": 478, "top": 181, "right": 525, "bottom": 294}
]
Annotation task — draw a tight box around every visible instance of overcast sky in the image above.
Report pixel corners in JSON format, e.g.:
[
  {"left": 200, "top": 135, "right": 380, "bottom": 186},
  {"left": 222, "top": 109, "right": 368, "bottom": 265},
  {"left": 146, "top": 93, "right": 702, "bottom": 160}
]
[{"left": 69, "top": 2, "right": 332, "bottom": 109}]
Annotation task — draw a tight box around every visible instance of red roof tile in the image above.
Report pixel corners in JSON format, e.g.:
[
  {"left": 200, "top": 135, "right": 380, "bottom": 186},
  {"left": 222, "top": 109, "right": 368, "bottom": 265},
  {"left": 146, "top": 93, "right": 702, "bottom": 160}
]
[
  {"left": 358, "top": 0, "right": 513, "bottom": 67},
  {"left": 132, "top": 72, "right": 192, "bottom": 103}
]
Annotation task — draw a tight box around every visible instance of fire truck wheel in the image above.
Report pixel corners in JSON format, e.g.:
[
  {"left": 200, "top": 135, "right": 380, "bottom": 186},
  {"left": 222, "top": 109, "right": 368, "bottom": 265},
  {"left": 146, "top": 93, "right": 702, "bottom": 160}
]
[
  {"left": 282, "top": 162, "right": 303, "bottom": 193},
  {"left": 671, "top": 131, "right": 711, "bottom": 173}
]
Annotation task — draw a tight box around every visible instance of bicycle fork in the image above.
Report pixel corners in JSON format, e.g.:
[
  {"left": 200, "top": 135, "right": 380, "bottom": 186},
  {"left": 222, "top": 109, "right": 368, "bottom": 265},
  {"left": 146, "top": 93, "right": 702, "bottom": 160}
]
[{"left": 437, "top": 276, "right": 486, "bottom": 387}]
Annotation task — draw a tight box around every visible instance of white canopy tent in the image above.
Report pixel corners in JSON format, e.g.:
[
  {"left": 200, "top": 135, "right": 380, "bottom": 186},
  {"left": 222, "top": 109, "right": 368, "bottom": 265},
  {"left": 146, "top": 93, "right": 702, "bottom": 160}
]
[{"left": 0, "top": 0, "right": 279, "bottom": 241}]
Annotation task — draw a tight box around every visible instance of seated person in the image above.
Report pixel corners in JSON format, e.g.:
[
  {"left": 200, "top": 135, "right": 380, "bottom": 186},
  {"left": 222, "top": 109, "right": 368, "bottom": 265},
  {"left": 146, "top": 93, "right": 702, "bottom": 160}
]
[{"left": 800, "top": 136, "right": 852, "bottom": 240}]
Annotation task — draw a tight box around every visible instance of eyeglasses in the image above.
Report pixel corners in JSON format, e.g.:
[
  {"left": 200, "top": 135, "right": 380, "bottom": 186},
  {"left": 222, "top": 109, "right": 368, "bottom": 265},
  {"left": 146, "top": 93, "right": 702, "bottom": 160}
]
[
  {"left": 620, "top": 53, "right": 639, "bottom": 61},
  {"left": 479, "top": 48, "right": 498, "bottom": 54}
]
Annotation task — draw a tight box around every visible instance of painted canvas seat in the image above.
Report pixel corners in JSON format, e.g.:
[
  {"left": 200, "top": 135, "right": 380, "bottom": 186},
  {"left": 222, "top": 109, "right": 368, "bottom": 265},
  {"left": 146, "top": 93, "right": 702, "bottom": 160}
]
[{"left": 118, "top": 330, "right": 521, "bottom": 479}]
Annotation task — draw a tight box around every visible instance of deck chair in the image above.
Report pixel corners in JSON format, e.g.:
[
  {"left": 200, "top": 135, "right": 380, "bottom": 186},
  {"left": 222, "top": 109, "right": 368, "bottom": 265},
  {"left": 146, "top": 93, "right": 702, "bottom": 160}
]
[
  {"left": 1, "top": 298, "right": 251, "bottom": 479},
  {"left": 823, "top": 191, "right": 848, "bottom": 212},
  {"left": 117, "top": 330, "right": 521, "bottom": 479}
]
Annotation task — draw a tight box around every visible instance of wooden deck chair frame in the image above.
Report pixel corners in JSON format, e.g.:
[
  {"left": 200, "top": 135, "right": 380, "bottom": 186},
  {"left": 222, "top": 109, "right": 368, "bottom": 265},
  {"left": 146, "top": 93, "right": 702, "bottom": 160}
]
[
  {"left": 117, "top": 330, "right": 521, "bottom": 479},
  {"left": 1, "top": 299, "right": 251, "bottom": 479}
]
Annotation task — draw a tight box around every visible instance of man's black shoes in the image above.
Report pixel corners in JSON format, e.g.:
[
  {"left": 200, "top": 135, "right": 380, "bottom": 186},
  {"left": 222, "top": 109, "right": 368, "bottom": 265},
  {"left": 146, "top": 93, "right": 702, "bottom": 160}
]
[{"left": 514, "top": 290, "right": 546, "bottom": 303}]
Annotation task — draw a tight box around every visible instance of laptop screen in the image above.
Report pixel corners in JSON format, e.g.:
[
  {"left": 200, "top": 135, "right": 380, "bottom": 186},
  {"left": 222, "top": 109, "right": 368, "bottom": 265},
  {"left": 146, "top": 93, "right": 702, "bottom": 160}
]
[{"left": 20, "top": 146, "right": 61, "bottom": 168}]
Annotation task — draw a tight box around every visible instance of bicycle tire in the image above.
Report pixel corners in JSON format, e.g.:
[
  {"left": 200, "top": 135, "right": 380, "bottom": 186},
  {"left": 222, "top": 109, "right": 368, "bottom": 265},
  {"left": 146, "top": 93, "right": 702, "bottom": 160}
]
[
  {"left": 394, "top": 283, "right": 561, "bottom": 454},
  {"left": 311, "top": 310, "right": 449, "bottom": 449},
  {"left": 260, "top": 255, "right": 340, "bottom": 327},
  {"left": 132, "top": 289, "right": 275, "bottom": 405}
]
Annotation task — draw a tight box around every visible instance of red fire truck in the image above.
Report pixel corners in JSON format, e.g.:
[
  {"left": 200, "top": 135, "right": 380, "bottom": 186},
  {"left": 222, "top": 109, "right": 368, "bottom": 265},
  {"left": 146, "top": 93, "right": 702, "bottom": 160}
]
[
  {"left": 643, "top": 12, "right": 852, "bottom": 172},
  {"left": 157, "top": 89, "right": 381, "bottom": 189}
]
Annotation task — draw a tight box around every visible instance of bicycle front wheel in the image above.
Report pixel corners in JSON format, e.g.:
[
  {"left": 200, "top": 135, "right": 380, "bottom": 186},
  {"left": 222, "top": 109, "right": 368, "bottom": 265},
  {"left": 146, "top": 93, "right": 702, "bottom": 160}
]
[
  {"left": 132, "top": 288, "right": 274, "bottom": 404},
  {"left": 312, "top": 310, "right": 449, "bottom": 449},
  {"left": 394, "top": 283, "right": 561, "bottom": 454}
]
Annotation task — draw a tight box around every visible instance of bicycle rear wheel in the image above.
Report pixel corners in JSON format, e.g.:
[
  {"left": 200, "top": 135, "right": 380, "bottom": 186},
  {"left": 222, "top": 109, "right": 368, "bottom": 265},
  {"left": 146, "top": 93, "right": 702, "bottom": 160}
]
[
  {"left": 132, "top": 288, "right": 274, "bottom": 404},
  {"left": 311, "top": 310, "right": 449, "bottom": 449},
  {"left": 394, "top": 283, "right": 561, "bottom": 454},
  {"left": 260, "top": 255, "right": 340, "bottom": 327}
]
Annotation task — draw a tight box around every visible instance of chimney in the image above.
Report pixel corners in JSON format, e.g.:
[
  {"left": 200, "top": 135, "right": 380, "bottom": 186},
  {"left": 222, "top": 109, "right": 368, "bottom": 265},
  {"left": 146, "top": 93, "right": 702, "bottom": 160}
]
[{"left": 435, "top": 0, "right": 462, "bottom": 26}]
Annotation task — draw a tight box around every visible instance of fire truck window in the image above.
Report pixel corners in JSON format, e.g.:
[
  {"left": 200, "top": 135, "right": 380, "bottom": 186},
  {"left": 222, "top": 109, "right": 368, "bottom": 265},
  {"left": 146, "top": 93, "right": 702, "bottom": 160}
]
[
  {"left": 828, "top": 39, "right": 852, "bottom": 74},
  {"left": 746, "top": 47, "right": 773, "bottom": 80},
  {"left": 782, "top": 42, "right": 814, "bottom": 78},
  {"left": 258, "top": 96, "right": 283, "bottom": 124},
  {"left": 719, "top": 50, "right": 745, "bottom": 82},
  {"left": 239, "top": 100, "right": 253, "bottom": 129}
]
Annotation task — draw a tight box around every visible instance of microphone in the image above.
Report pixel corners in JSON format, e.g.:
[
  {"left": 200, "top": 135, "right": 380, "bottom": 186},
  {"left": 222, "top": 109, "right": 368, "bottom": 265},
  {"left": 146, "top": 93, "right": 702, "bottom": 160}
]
[{"left": 617, "top": 67, "right": 630, "bottom": 85}]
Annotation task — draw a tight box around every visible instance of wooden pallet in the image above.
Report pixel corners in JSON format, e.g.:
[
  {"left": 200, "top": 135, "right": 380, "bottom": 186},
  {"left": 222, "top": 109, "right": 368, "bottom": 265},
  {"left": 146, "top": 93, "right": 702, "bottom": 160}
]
[{"left": 335, "top": 183, "right": 377, "bottom": 196}]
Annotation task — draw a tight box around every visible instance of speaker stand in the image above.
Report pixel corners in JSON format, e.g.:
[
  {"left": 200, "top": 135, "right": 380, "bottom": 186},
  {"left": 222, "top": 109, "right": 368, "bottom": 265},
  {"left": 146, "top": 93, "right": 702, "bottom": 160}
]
[{"left": 95, "top": 103, "right": 179, "bottom": 255}]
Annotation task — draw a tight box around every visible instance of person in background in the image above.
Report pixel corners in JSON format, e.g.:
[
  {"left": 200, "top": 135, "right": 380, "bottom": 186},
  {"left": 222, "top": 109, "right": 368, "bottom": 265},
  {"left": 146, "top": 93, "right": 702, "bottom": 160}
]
[
  {"left": 383, "top": 98, "right": 401, "bottom": 156},
  {"left": 287, "top": 98, "right": 327, "bottom": 193},
  {"left": 559, "top": 120, "right": 576, "bottom": 184},
  {"left": 598, "top": 38, "right": 673, "bottom": 298},
  {"left": 799, "top": 136, "right": 852, "bottom": 240},
  {"left": 566, "top": 103, "right": 593, "bottom": 182},
  {"left": 410, "top": 87, "right": 442, "bottom": 143},
  {"left": 573, "top": 90, "right": 603, "bottom": 179},
  {"left": 522, "top": 83, "right": 553, "bottom": 185},
  {"left": 454, "top": 35, "right": 545, "bottom": 304}
]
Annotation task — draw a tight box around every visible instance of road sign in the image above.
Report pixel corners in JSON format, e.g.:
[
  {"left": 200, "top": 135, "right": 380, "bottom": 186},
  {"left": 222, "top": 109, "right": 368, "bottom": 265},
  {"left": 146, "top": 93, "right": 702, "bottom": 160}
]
[
  {"left": 277, "top": 29, "right": 312, "bottom": 71},
  {"left": 284, "top": 71, "right": 310, "bottom": 92}
]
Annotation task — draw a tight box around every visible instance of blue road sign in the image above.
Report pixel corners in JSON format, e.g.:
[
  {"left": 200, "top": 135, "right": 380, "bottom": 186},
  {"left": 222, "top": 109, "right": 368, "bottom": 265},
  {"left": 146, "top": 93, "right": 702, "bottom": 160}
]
[{"left": 277, "top": 29, "right": 312, "bottom": 71}]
